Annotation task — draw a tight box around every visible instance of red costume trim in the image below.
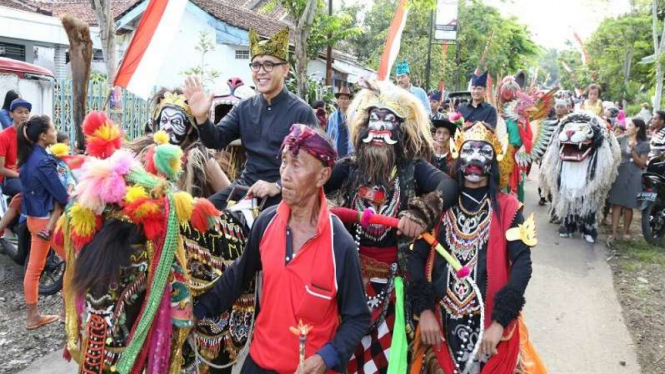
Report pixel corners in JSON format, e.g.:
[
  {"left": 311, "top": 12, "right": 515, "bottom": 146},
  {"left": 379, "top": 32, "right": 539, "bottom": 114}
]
[{"left": 435, "top": 193, "right": 523, "bottom": 374}]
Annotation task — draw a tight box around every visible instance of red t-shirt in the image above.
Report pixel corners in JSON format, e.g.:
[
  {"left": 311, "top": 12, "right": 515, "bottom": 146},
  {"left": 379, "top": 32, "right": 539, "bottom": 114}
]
[{"left": 0, "top": 126, "right": 18, "bottom": 183}]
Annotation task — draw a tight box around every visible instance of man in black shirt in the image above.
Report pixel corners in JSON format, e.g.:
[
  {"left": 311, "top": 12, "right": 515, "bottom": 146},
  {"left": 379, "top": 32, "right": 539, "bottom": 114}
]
[
  {"left": 459, "top": 71, "right": 498, "bottom": 128},
  {"left": 184, "top": 27, "right": 317, "bottom": 209}
]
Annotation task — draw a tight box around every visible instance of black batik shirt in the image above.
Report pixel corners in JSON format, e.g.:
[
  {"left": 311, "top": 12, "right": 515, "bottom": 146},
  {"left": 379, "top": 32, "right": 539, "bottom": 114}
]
[{"left": 197, "top": 87, "right": 318, "bottom": 185}]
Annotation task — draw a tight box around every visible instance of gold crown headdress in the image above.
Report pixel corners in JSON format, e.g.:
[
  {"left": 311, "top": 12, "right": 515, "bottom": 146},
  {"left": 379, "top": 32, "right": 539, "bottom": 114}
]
[
  {"left": 451, "top": 121, "right": 506, "bottom": 161},
  {"left": 249, "top": 27, "right": 290, "bottom": 61},
  {"left": 159, "top": 92, "right": 195, "bottom": 126}
]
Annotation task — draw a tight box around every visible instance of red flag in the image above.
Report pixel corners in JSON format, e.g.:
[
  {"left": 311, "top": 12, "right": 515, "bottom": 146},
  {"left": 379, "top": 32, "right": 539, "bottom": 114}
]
[{"left": 377, "top": 0, "right": 409, "bottom": 81}]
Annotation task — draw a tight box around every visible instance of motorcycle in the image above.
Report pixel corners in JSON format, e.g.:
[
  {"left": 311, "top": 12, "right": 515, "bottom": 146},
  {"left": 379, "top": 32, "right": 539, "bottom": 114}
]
[
  {"left": 0, "top": 194, "right": 64, "bottom": 296},
  {"left": 638, "top": 155, "right": 665, "bottom": 246}
]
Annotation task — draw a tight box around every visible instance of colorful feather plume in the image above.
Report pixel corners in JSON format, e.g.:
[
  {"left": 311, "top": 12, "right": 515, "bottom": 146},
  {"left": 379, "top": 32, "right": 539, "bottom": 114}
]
[
  {"left": 50, "top": 143, "right": 70, "bottom": 158},
  {"left": 70, "top": 203, "right": 102, "bottom": 249},
  {"left": 153, "top": 144, "right": 183, "bottom": 181},
  {"left": 191, "top": 198, "right": 220, "bottom": 233},
  {"left": 74, "top": 149, "right": 139, "bottom": 213},
  {"left": 82, "top": 111, "right": 123, "bottom": 159},
  {"left": 123, "top": 196, "right": 165, "bottom": 241},
  {"left": 173, "top": 191, "right": 194, "bottom": 224}
]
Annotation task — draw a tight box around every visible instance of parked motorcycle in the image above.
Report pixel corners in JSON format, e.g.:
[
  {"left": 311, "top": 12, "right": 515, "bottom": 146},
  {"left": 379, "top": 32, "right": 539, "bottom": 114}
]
[
  {"left": 639, "top": 155, "right": 665, "bottom": 246},
  {"left": 0, "top": 195, "right": 64, "bottom": 296}
]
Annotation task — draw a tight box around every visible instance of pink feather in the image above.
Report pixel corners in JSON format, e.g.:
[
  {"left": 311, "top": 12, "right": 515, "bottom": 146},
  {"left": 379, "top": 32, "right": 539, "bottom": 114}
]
[
  {"left": 109, "top": 149, "right": 138, "bottom": 176},
  {"left": 456, "top": 266, "right": 471, "bottom": 278},
  {"left": 99, "top": 172, "right": 127, "bottom": 203},
  {"left": 360, "top": 209, "right": 374, "bottom": 227}
]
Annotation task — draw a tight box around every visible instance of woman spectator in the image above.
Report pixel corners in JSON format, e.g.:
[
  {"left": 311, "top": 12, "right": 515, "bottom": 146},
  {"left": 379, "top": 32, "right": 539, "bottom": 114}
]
[
  {"left": 0, "top": 90, "right": 20, "bottom": 129},
  {"left": 607, "top": 118, "right": 649, "bottom": 244},
  {"left": 17, "top": 115, "right": 68, "bottom": 329}
]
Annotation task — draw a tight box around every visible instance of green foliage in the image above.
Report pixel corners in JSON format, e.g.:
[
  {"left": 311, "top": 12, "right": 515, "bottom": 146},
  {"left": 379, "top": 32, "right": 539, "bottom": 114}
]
[
  {"left": 556, "top": 49, "right": 593, "bottom": 92},
  {"left": 586, "top": 14, "right": 653, "bottom": 102},
  {"left": 180, "top": 31, "right": 220, "bottom": 90},
  {"left": 347, "top": 0, "right": 538, "bottom": 91},
  {"left": 306, "top": 12, "right": 362, "bottom": 58}
]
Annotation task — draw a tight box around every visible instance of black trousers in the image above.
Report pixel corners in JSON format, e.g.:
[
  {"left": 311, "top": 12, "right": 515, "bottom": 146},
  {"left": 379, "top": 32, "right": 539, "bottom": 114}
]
[{"left": 240, "top": 355, "right": 278, "bottom": 374}]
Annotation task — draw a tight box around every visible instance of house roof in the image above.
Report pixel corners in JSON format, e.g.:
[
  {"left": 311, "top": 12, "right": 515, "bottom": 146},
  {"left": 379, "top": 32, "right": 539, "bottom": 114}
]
[
  {"left": 51, "top": 0, "right": 137, "bottom": 26},
  {"left": 0, "top": 0, "right": 138, "bottom": 26},
  {"left": 190, "top": 0, "right": 291, "bottom": 39},
  {"left": 0, "top": 0, "right": 49, "bottom": 14}
]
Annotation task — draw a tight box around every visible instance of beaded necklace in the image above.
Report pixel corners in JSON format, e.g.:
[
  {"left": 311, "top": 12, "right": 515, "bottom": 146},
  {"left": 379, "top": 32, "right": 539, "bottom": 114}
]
[{"left": 440, "top": 197, "right": 492, "bottom": 319}]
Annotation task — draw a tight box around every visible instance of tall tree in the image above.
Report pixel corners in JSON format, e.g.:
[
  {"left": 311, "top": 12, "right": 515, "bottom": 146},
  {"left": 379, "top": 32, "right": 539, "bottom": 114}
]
[
  {"left": 653, "top": 0, "right": 665, "bottom": 110},
  {"left": 348, "top": 0, "right": 537, "bottom": 90},
  {"left": 90, "top": 0, "right": 116, "bottom": 86},
  {"left": 279, "top": 0, "right": 319, "bottom": 98},
  {"left": 586, "top": 14, "right": 652, "bottom": 102}
]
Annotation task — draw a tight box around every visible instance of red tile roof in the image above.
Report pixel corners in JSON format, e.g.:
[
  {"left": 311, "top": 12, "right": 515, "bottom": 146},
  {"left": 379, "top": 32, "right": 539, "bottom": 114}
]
[
  {"left": 190, "top": 0, "right": 292, "bottom": 39},
  {"left": 0, "top": 0, "right": 49, "bottom": 14},
  {"left": 50, "top": 0, "right": 137, "bottom": 26},
  {"left": 0, "top": 0, "right": 138, "bottom": 26}
]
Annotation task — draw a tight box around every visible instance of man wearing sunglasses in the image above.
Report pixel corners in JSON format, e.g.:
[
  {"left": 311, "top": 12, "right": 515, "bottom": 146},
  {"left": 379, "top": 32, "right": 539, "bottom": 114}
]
[{"left": 184, "top": 27, "right": 317, "bottom": 209}]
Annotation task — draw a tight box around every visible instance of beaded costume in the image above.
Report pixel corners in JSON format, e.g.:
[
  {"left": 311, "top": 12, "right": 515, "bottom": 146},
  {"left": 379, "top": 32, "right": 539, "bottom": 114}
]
[
  {"left": 129, "top": 92, "right": 257, "bottom": 373},
  {"left": 57, "top": 112, "right": 220, "bottom": 374},
  {"left": 409, "top": 122, "right": 547, "bottom": 374},
  {"left": 325, "top": 80, "right": 458, "bottom": 374}
]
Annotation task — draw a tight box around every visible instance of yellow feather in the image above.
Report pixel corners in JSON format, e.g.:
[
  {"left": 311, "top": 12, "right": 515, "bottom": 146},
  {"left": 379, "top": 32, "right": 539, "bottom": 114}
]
[
  {"left": 50, "top": 143, "right": 70, "bottom": 157},
  {"left": 70, "top": 204, "right": 98, "bottom": 236},
  {"left": 173, "top": 191, "right": 194, "bottom": 224},
  {"left": 124, "top": 185, "right": 148, "bottom": 204},
  {"left": 153, "top": 131, "right": 169, "bottom": 145}
]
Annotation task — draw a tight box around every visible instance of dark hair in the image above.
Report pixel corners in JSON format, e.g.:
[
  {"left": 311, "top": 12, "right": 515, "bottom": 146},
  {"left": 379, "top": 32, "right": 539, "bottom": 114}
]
[
  {"left": 655, "top": 110, "right": 665, "bottom": 122},
  {"left": 313, "top": 100, "right": 325, "bottom": 109},
  {"left": 56, "top": 131, "right": 68, "bottom": 143},
  {"left": 632, "top": 118, "right": 647, "bottom": 142},
  {"left": 73, "top": 219, "right": 145, "bottom": 295},
  {"left": 17, "top": 115, "right": 51, "bottom": 167},
  {"left": 2, "top": 90, "right": 19, "bottom": 111},
  {"left": 586, "top": 83, "right": 601, "bottom": 96}
]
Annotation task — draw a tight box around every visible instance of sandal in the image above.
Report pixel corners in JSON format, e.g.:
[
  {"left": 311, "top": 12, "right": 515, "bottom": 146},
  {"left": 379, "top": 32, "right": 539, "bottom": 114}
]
[
  {"left": 27, "top": 314, "right": 59, "bottom": 330},
  {"left": 37, "top": 228, "right": 52, "bottom": 241}
]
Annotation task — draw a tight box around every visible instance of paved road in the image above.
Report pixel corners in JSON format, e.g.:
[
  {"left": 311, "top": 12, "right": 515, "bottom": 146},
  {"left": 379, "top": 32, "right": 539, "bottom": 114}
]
[
  {"left": 17, "top": 171, "right": 642, "bottom": 374},
  {"left": 522, "top": 170, "right": 641, "bottom": 374}
]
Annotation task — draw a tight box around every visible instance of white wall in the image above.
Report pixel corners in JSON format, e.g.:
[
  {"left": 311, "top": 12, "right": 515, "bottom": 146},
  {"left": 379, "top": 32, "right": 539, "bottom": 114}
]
[
  {"left": 0, "top": 74, "right": 53, "bottom": 118},
  {"left": 141, "top": 8, "right": 254, "bottom": 93}
]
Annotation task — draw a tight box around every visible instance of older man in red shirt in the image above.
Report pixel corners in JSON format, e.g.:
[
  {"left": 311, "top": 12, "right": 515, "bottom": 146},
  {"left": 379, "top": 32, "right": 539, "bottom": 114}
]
[{"left": 195, "top": 125, "right": 369, "bottom": 374}]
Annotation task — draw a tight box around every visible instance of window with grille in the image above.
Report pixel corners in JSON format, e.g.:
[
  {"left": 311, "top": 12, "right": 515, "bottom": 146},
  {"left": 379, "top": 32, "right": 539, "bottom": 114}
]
[
  {"left": 0, "top": 42, "right": 26, "bottom": 61},
  {"left": 235, "top": 49, "right": 250, "bottom": 60}
]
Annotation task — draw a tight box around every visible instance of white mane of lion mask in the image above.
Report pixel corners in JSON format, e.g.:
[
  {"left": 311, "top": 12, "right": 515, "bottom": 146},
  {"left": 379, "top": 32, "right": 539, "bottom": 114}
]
[{"left": 540, "top": 112, "right": 621, "bottom": 218}]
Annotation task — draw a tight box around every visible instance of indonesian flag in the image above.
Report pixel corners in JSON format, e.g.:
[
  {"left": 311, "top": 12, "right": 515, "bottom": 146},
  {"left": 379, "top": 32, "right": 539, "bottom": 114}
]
[
  {"left": 114, "top": 0, "right": 187, "bottom": 99},
  {"left": 377, "top": 0, "right": 409, "bottom": 81}
]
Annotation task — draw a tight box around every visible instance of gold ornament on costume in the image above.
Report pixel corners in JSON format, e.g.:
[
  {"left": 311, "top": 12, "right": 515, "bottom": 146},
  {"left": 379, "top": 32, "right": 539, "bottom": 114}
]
[
  {"left": 451, "top": 121, "right": 507, "bottom": 162},
  {"left": 249, "top": 27, "right": 290, "bottom": 61},
  {"left": 159, "top": 92, "right": 195, "bottom": 126},
  {"left": 506, "top": 212, "right": 538, "bottom": 246}
]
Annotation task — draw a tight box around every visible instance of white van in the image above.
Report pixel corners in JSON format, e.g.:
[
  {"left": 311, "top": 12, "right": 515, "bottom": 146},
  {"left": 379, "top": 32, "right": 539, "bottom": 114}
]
[{"left": 0, "top": 57, "right": 54, "bottom": 117}]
